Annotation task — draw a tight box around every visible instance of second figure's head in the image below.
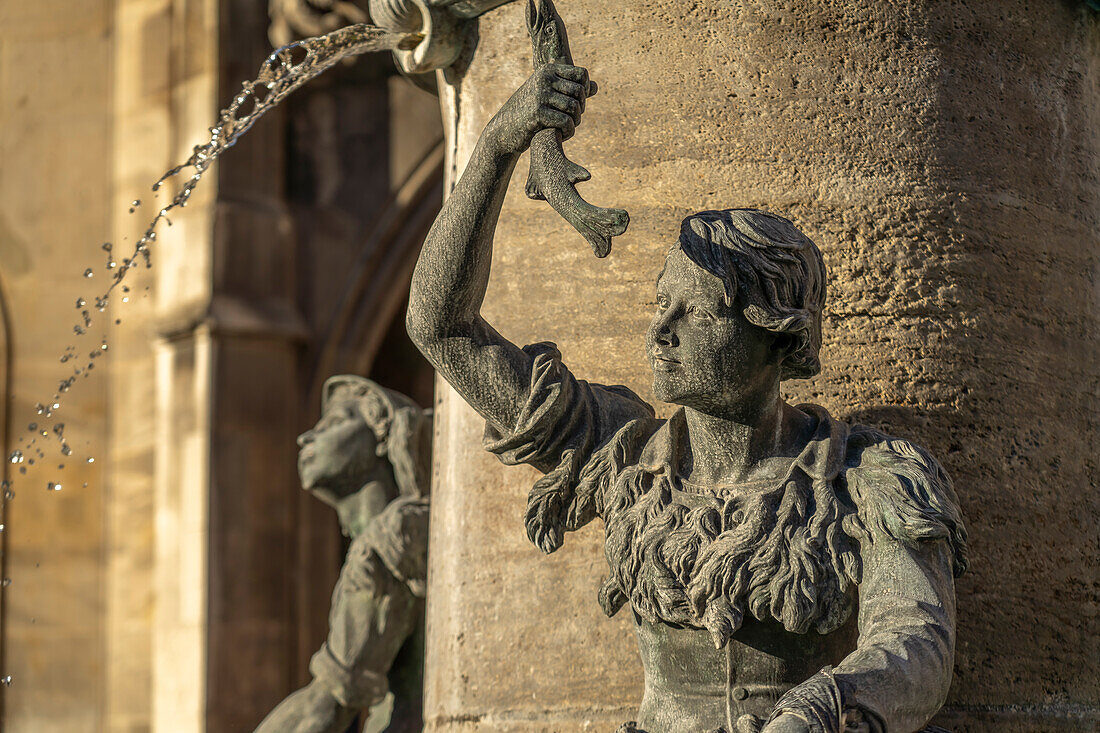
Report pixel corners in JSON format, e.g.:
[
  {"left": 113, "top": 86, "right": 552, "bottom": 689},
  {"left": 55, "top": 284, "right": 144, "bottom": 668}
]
[{"left": 297, "top": 375, "right": 431, "bottom": 513}]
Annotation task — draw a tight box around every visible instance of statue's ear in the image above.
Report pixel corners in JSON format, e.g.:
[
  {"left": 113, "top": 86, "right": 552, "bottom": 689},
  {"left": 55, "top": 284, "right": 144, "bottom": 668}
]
[{"left": 769, "top": 331, "right": 797, "bottom": 364}]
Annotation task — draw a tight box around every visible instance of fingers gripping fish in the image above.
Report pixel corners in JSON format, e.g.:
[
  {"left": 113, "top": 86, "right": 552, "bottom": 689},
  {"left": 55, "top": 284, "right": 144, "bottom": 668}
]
[{"left": 525, "top": 0, "right": 629, "bottom": 257}]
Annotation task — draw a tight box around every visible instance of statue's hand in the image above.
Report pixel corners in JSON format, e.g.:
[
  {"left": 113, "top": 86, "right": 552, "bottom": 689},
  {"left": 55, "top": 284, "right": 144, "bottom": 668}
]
[
  {"left": 759, "top": 714, "right": 812, "bottom": 733},
  {"left": 486, "top": 62, "right": 597, "bottom": 156}
]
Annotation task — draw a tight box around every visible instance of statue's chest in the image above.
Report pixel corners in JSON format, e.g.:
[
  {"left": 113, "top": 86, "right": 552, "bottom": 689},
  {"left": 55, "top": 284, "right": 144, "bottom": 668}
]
[{"left": 602, "top": 469, "right": 860, "bottom": 636}]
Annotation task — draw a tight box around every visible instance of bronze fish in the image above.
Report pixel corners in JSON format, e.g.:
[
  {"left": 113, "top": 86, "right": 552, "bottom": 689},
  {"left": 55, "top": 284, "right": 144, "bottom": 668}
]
[{"left": 525, "top": 0, "right": 629, "bottom": 257}]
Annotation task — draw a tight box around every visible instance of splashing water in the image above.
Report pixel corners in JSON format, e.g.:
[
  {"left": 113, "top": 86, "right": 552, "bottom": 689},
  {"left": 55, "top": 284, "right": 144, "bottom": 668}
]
[{"left": 10, "top": 23, "right": 418, "bottom": 473}]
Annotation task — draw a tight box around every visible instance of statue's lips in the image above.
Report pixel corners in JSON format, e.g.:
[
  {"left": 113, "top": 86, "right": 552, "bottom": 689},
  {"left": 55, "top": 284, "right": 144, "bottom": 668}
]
[
  {"left": 298, "top": 449, "right": 315, "bottom": 467},
  {"left": 651, "top": 353, "right": 680, "bottom": 371}
]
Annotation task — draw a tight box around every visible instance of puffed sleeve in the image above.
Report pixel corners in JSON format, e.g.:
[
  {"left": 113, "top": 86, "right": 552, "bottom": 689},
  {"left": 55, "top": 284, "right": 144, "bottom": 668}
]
[
  {"left": 482, "top": 342, "right": 658, "bottom": 553},
  {"left": 766, "top": 429, "right": 967, "bottom": 733}
]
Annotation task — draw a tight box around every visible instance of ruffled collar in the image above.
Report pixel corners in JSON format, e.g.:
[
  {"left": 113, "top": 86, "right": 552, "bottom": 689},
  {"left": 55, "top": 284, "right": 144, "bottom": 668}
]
[
  {"left": 599, "top": 404, "right": 863, "bottom": 640},
  {"left": 636, "top": 404, "right": 850, "bottom": 494}
]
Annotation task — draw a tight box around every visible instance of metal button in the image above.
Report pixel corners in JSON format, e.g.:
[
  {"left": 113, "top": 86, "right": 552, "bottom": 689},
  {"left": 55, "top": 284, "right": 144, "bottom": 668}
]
[{"left": 732, "top": 686, "right": 748, "bottom": 700}]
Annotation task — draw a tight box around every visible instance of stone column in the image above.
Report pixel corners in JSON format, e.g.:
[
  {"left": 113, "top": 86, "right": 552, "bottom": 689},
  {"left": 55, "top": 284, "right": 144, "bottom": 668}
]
[{"left": 423, "top": 2, "right": 1100, "bottom": 731}]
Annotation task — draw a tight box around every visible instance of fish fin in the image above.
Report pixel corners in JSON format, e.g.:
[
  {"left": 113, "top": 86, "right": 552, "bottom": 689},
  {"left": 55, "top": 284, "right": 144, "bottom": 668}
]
[
  {"left": 524, "top": 170, "right": 546, "bottom": 201},
  {"left": 566, "top": 160, "right": 591, "bottom": 184},
  {"left": 579, "top": 207, "right": 629, "bottom": 257}
]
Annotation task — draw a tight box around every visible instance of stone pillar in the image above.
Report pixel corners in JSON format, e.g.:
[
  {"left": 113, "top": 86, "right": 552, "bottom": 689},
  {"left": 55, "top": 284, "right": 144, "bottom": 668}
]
[{"left": 423, "top": 2, "right": 1100, "bottom": 731}]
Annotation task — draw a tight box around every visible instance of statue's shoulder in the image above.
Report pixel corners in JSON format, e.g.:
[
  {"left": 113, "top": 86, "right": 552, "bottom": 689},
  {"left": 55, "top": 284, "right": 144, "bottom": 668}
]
[
  {"left": 360, "top": 497, "right": 430, "bottom": 597},
  {"left": 843, "top": 424, "right": 969, "bottom": 577}
]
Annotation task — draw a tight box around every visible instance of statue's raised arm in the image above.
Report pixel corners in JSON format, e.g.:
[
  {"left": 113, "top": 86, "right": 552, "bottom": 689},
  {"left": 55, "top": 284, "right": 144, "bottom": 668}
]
[{"left": 405, "top": 61, "right": 597, "bottom": 432}]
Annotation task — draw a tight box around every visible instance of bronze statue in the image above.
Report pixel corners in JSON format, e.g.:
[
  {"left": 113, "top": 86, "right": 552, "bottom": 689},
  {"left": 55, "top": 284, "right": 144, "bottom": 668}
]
[
  {"left": 255, "top": 376, "right": 431, "bottom": 733},
  {"left": 404, "top": 3, "right": 968, "bottom": 730}
]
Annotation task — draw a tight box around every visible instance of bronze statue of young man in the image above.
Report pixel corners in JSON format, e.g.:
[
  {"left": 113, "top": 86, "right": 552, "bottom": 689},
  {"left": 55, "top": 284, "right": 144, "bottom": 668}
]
[
  {"left": 255, "top": 376, "right": 431, "bottom": 733},
  {"left": 405, "top": 57, "right": 967, "bottom": 733}
]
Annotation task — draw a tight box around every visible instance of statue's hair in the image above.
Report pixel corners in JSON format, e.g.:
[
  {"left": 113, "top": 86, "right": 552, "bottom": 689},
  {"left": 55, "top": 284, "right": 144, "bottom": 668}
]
[
  {"left": 321, "top": 375, "right": 433, "bottom": 498},
  {"left": 678, "top": 209, "right": 826, "bottom": 380}
]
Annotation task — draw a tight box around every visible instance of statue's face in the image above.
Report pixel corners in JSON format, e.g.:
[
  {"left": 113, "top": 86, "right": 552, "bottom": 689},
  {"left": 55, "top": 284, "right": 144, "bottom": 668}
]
[
  {"left": 646, "top": 247, "right": 777, "bottom": 414},
  {"left": 297, "top": 399, "right": 380, "bottom": 506}
]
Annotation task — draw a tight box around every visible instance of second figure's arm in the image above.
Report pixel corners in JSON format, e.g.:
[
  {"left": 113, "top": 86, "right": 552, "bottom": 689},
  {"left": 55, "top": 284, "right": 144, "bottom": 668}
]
[{"left": 406, "top": 63, "right": 594, "bottom": 432}]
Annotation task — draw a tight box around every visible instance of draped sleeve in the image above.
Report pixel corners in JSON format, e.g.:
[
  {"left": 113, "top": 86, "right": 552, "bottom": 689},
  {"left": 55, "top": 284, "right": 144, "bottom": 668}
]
[{"left": 482, "top": 342, "right": 659, "bottom": 554}]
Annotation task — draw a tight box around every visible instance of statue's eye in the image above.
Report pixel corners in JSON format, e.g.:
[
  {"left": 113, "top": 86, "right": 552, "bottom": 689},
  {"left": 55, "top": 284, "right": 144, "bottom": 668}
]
[{"left": 688, "top": 305, "right": 712, "bottom": 320}]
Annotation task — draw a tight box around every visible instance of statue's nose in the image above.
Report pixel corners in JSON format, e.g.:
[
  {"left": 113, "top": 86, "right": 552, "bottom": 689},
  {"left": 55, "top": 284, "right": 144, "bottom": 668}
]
[{"left": 653, "top": 311, "right": 679, "bottom": 348}]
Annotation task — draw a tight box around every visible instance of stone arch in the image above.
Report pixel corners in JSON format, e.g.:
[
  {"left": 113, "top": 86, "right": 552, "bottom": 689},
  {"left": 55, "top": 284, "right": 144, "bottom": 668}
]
[{"left": 307, "top": 138, "right": 444, "bottom": 406}]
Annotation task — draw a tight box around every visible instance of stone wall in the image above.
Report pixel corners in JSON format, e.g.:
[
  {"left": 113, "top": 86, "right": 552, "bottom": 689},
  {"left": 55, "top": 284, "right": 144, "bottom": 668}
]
[
  {"left": 0, "top": 2, "right": 116, "bottom": 729},
  {"left": 424, "top": 2, "right": 1100, "bottom": 731}
]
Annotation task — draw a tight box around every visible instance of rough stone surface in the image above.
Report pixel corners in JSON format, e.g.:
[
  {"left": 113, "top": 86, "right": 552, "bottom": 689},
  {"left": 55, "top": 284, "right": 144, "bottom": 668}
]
[{"left": 423, "top": 1, "right": 1100, "bottom": 731}]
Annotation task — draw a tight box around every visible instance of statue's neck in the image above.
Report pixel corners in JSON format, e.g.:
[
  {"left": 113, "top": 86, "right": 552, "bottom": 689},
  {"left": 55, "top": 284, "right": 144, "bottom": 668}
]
[
  {"left": 681, "top": 398, "right": 807, "bottom": 486},
  {"left": 333, "top": 471, "right": 398, "bottom": 537}
]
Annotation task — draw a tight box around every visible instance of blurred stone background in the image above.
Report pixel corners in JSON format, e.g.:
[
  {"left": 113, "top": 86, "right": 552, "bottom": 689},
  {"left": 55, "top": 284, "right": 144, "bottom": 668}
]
[{"left": 0, "top": 1, "right": 439, "bottom": 730}]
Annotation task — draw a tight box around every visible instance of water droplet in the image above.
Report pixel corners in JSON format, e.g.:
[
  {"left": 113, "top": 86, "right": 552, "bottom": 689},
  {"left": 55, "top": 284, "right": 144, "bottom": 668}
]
[
  {"left": 74, "top": 325, "right": 86, "bottom": 336},
  {"left": 132, "top": 199, "right": 141, "bottom": 207},
  {"left": 2, "top": 579, "right": 11, "bottom": 587},
  {"left": 27, "top": 423, "right": 37, "bottom": 432},
  {"left": 51, "top": 403, "right": 60, "bottom": 410},
  {"left": 82, "top": 482, "right": 88, "bottom": 488},
  {"left": 1, "top": 675, "right": 11, "bottom": 687},
  {"left": 115, "top": 319, "right": 121, "bottom": 325},
  {"left": 86, "top": 457, "right": 95, "bottom": 464},
  {"left": 17, "top": 467, "right": 25, "bottom": 475},
  {"left": 47, "top": 482, "right": 61, "bottom": 492},
  {"left": 107, "top": 260, "right": 117, "bottom": 269},
  {"left": 102, "top": 242, "right": 112, "bottom": 252},
  {"left": 27, "top": 459, "right": 34, "bottom": 466},
  {"left": 58, "top": 464, "right": 64, "bottom": 469},
  {"left": 75, "top": 297, "right": 86, "bottom": 308},
  {"left": 100, "top": 340, "right": 108, "bottom": 351},
  {"left": 0, "top": 524, "right": 4, "bottom": 532},
  {"left": 121, "top": 296, "right": 130, "bottom": 303},
  {"left": 34, "top": 403, "right": 46, "bottom": 415},
  {"left": 3, "top": 489, "right": 13, "bottom": 500},
  {"left": 9, "top": 450, "right": 23, "bottom": 464},
  {"left": 61, "top": 444, "right": 72, "bottom": 457},
  {"left": 53, "top": 423, "right": 65, "bottom": 437},
  {"left": 84, "top": 268, "right": 94, "bottom": 278}
]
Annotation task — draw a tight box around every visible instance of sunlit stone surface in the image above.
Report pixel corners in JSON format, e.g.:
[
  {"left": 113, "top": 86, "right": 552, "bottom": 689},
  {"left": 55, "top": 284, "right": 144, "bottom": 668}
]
[{"left": 423, "top": 2, "right": 1100, "bottom": 731}]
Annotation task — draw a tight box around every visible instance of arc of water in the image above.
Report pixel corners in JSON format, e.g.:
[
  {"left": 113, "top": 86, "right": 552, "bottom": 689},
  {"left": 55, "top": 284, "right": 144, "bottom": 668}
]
[
  {"left": 136, "top": 24, "right": 419, "bottom": 281},
  {"left": 13, "top": 23, "right": 419, "bottom": 466}
]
